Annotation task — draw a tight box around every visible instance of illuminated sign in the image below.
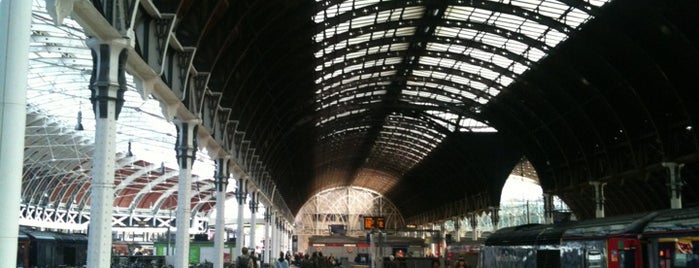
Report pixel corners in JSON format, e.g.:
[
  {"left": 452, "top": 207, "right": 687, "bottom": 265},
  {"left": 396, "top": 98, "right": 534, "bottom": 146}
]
[
  {"left": 363, "top": 217, "right": 375, "bottom": 230},
  {"left": 363, "top": 216, "right": 386, "bottom": 230},
  {"left": 376, "top": 217, "right": 385, "bottom": 229}
]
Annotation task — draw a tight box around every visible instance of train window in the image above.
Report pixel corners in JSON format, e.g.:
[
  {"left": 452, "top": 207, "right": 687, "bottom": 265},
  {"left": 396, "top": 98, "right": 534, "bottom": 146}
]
[
  {"left": 674, "top": 253, "right": 689, "bottom": 267},
  {"left": 586, "top": 250, "right": 603, "bottom": 268}
]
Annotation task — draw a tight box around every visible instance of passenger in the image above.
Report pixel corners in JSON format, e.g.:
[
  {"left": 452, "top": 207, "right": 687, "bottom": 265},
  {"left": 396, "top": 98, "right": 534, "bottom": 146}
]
[
  {"left": 275, "top": 251, "right": 290, "bottom": 268},
  {"left": 250, "top": 251, "right": 260, "bottom": 268},
  {"left": 328, "top": 255, "right": 337, "bottom": 267},
  {"left": 237, "top": 247, "right": 254, "bottom": 268},
  {"left": 430, "top": 259, "right": 440, "bottom": 268},
  {"left": 454, "top": 258, "right": 467, "bottom": 268},
  {"left": 384, "top": 255, "right": 397, "bottom": 268}
]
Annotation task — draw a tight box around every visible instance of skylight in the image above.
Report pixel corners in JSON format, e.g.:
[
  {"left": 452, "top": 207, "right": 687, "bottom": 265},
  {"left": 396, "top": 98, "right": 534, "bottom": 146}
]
[
  {"left": 27, "top": 0, "right": 216, "bottom": 181},
  {"left": 312, "top": 0, "right": 610, "bottom": 176}
]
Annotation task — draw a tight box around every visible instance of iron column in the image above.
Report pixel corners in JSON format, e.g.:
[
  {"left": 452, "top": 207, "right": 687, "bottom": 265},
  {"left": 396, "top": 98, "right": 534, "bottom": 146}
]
[
  {"left": 85, "top": 37, "right": 129, "bottom": 267},
  {"left": 174, "top": 119, "right": 199, "bottom": 268}
]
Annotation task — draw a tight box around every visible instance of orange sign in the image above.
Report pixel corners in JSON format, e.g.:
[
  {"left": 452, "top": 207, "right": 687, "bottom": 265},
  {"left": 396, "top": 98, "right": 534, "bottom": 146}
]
[
  {"left": 363, "top": 217, "right": 375, "bottom": 230},
  {"left": 363, "top": 216, "right": 386, "bottom": 230},
  {"left": 376, "top": 217, "right": 385, "bottom": 229}
]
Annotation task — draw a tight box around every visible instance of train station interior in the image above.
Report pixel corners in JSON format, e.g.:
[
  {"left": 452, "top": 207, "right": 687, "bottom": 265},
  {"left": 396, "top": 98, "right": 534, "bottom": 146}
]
[{"left": 1, "top": 0, "right": 698, "bottom": 267}]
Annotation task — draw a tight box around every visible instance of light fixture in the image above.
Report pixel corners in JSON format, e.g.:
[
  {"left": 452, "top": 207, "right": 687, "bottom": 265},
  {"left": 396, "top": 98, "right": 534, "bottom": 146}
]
[
  {"left": 126, "top": 140, "right": 134, "bottom": 157},
  {"left": 74, "top": 110, "right": 84, "bottom": 131}
]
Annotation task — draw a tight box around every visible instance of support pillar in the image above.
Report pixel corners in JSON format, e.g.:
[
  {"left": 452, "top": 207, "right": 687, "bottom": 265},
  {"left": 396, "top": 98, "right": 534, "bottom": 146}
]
[
  {"left": 276, "top": 217, "right": 282, "bottom": 256},
  {"left": 249, "top": 191, "right": 259, "bottom": 251},
  {"left": 543, "top": 193, "right": 554, "bottom": 224},
  {"left": 284, "top": 224, "right": 289, "bottom": 252},
  {"left": 235, "top": 178, "right": 247, "bottom": 258},
  {"left": 489, "top": 207, "right": 500, "bottom": 231},
  {"left": 271, "top": 212, "right": 279, "bottom": 258},
  {"left": 468, "top": 213, "right": 478, "bottom": 241},
  {"left": 589, "top": 181, "right": 606, "bottom": 218},
  {"left": 453, "top": 216, "right": 461, "bottom": 243},
  {"left": 214, "top": 158, "right": 230, "bottom": 268},
  {"left": 0, "top": 1, "right": 31, "bottom": 266},
  {"left": 174, "top": 119, "right": 199, "bottom": 268},
  {"left": 279, "top": 223, "right": 284, "bottom": 254},
  {"left": 662, "top": 162, "right": 685, "bottom": 209},
  {"left": 264, "top": 207, "right": 272, "bottom": 265},
  {"left": 85, "top": 37, "right": 130, "bottom": 267},
  {"left": 272, "top": 215, "right": 279, "bottom": 256}
]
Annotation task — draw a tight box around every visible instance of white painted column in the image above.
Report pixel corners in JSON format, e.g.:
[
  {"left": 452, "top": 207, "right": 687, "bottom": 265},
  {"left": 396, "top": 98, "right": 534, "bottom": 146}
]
[
  {"left": 280, "top": 223, "right": 285, "bottom": 254},
  {"left": 543, "top": 193, "right": 554, "bottom": 224},
  {"left": 282, "top": 224, "right": 287, "bottom": 253},
  {"left": 272, "top": 212, "right": 279, "bottom": 258},
  {"left": 264, "top": 207, "right": 272, "bottom": 264},
  {"left": 286, "top": 226, "right": 291, "bottom": 253},
  {"left": 662, "top": 162, "right": 685, "bottom": 209},
  {"left": 214, "top": 158, "right": 230, "bottom": 268},
  {"left": 85, "top": 37, "right": 130, "bottom": 268},
  {"left": 468, "top": 213, "right": 478, "bottom": 241},
  {"left": 282, "top": 222, "right": 287, "bottom": 255},
  {"left": 0, "top": 1, "right": 31, "bottom": 266},
  {"left": 174, "top": 119, "right": 199, "bottom": 268},
  {"left": 235, "top": 178, "right": 247, "bottom": 258},
  {"left": 589, "top": 181, "right": 606, "bottom": 218},
  {"left": 489, "top": 207, "right": 500, "bottom": 231},
  {"left": 249, "top": 191, "right": 259, "bottom": 251},
  {"left": 454, "top": 216, "right": 461, "bottom": 242}
]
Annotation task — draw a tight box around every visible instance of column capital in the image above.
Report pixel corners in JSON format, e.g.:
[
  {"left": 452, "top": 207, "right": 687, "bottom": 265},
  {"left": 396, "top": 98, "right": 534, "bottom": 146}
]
[
  {"left": 235, "top": 178, "right": 248, "bottom": 204},
  {"left": 214, "top": 158, "right": 230, "bottom": 192},
  {"left": 589, "top": 180, "right": 606, "bottom": 218},
  {"left": 174, "top": 119, "right": 199, "bottom": 170},
  {"left": 45, "top": 0, "right": 76, "bottom": 25},
  {"left": 249, "top": 191, "right": 259, "bottom": 213},
  {"left": 663, "top": 161, "right": 685, "bottom": 209},
  {"left": 86, "top": 37, "right": 130, "bottom": 120}
]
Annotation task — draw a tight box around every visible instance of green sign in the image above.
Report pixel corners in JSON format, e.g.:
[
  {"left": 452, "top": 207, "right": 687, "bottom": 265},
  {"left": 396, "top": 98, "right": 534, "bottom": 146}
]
[{"left": 189, "top": 245, "right": 200, "bottom": 264}]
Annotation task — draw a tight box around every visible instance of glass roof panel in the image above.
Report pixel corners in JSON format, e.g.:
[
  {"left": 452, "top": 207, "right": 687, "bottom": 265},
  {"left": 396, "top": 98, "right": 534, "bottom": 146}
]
[
  {"left": 319, "top": 108, "right": 369, "bottom": 125},
  {"left": 27, "top": 0, "right": 216, "bottom": 193},
  {"left": 313, "top": 0, "right": 611, "bottom": 175},
  {"left": 314, "top": 6, "right": 424, "bottom": 43},
  {"left": 587, "top": 0, "right": 609, "bottom": 7}
]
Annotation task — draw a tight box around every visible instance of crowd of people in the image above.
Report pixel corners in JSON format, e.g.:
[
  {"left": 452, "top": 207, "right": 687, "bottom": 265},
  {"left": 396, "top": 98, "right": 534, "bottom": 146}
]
[
  {"left": 235, "top": 248, "right": 341, "bottom": 268},
  {"left": 288, "top": 251, "right": 342, "bottom": 268},
  {"left": 235, "top": 248, "right": 471, "bottom": 268}
]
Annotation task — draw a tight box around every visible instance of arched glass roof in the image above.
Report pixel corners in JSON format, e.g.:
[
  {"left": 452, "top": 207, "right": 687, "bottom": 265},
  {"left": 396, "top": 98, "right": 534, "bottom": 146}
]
[
  {"left": 311, "top": 0, "right": 610, "bottom": 189},
  {"left": 23, "top": 0, "right": 219, "bottom": 216},
  {"left": 295, "top": 186, "right": 404, "bottom": 236}
]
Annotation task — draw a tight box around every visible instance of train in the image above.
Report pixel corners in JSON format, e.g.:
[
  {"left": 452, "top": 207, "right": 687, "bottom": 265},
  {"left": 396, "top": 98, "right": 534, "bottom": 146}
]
[
  {"left": 480, "top": 206, "right": 699, "bottom": 268},
  {"left": 446, "top": 239, "right": 484, "bottom": 267},
  {"left": 17, "top": 227, "right": 88, "bottom": 268},
  {"left": 15, "top": 226, "right": 238, "bottom": 267}
]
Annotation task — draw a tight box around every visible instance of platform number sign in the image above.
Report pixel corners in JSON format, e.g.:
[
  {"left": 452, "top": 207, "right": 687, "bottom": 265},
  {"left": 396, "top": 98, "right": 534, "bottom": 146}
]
[{"left": 363, "top": 216, "right": 386, "bottom": 230}]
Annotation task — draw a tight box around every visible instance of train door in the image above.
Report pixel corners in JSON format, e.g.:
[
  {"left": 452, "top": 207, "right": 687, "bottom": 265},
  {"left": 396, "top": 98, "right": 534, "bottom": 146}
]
[
  {"left": 17, "top": 239, "right": 29, "bottom": 268},
  {"left": 619, "top": 249, "right": 636, "bottom": 268},
  {"left": 537, "top": 250, "right": 561, "bottom": 267},
  {"left": 608, "top": 238, "right": 643, "bottom": 268}
]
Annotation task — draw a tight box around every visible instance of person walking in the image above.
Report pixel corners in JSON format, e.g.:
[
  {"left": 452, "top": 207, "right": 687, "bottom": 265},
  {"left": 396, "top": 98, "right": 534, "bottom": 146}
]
[
  {"left": 275, "top": 251, "right": 290, "bottom": 268},
  {"left": 454, "top": 258, "right": 467, "bottom": 268},
  {"left": 237, "top": 247, "right": 254, "bottom": 268}
]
